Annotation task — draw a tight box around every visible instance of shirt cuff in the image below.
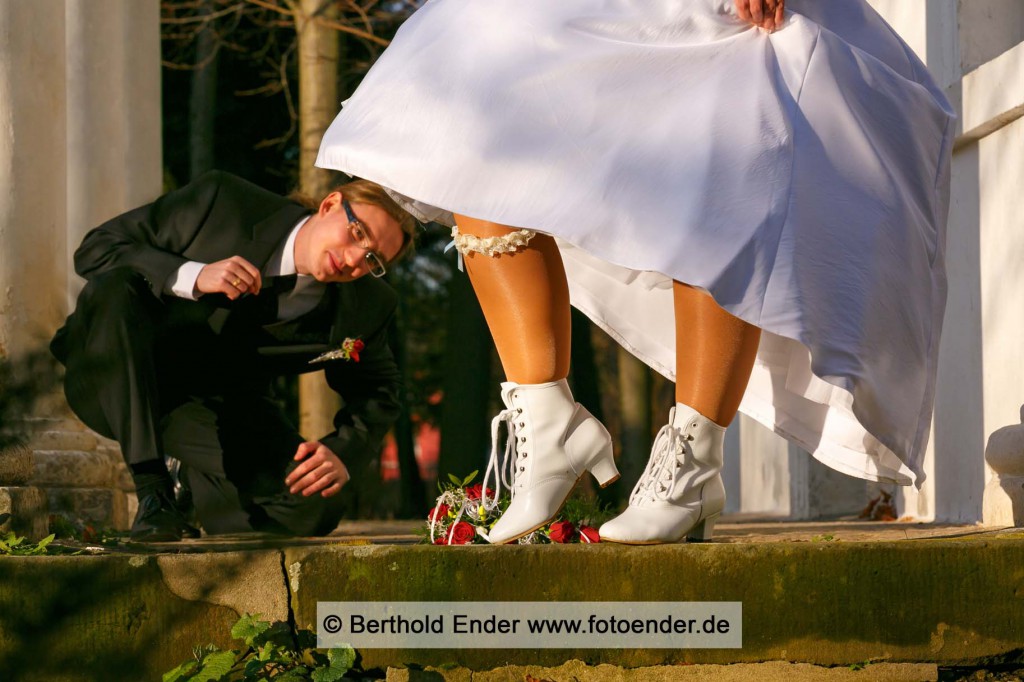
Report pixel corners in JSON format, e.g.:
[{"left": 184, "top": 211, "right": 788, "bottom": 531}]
[{"left": 163, "top": 261, "right": 206, "bottom": 300}]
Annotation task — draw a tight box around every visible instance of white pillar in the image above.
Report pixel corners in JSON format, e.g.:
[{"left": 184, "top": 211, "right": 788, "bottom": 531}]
[
  {"left": 0, "top": 0, "right": 69, "bottom": 358},
  {"left": 65, "top": 0, "right": 163, "bottom": 306}
]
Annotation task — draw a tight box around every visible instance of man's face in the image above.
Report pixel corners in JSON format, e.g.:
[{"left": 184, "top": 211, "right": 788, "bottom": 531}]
[{"left": 305, "top": 192, "right": 404, "bottom": 283}]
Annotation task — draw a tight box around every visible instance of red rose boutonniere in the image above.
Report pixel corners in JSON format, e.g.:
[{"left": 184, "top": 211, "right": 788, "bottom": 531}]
[{"left": 309, "top": 337, "right": 365, "bottom": 364}]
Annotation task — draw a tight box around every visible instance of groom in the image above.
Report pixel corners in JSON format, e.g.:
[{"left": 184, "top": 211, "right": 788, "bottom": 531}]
[{"left": 51, "top": 170, "right": 415, "bottom": 541}]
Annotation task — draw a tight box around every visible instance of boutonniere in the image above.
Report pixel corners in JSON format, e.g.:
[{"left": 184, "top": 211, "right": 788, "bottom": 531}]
[{"left": 309, "top": 337, "right": 365, "bottom": 364}]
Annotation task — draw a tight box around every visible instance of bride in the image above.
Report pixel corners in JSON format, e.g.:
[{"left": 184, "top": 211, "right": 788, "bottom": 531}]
[{"left": 316, "top": 0, "right": 955, "bottom": 544}]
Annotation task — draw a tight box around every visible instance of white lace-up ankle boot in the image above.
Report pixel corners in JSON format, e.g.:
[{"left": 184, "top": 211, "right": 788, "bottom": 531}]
[
  {"left": 599, "top": 404, "right": 726, "bottom": 544},
  {"left": 484, "top": 379, "right": 619, "bottom": 544}
]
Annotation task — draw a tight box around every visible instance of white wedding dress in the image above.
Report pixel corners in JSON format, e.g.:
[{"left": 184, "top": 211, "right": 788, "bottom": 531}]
[{"left": 316, "top": 0, "right": 955, "bottom": 487}]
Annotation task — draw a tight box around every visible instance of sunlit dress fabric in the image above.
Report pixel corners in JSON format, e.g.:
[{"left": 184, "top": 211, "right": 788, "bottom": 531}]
[{"left": 317, "top": 0, "right": 955, "bottom": 486}]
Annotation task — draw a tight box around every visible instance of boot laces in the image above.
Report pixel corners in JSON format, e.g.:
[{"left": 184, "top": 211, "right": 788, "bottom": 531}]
[
  {"left": 481, "top": 405, "right": 529, "bottom": 510},
  {"left": 629, "top": 417, "right": 694, "bottom": 506}
]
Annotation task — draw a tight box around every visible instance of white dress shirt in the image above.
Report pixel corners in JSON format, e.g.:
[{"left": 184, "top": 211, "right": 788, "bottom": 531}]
[{"left": 163, "top": 216, "right": 326, "bottom": 321}]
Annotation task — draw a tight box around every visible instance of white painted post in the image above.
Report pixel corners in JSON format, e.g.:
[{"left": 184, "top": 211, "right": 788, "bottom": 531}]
[
  {"left": 65, "top": 0, "right": 163, "bottom": 306},
  {"left": 0, "top": 0, "right": 69, "bottom": 358}
]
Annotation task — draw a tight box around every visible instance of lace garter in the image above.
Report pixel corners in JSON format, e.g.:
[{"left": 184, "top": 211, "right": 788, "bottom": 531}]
[{"left": 449, "top": 226, "right": 537, "bottom": 257}]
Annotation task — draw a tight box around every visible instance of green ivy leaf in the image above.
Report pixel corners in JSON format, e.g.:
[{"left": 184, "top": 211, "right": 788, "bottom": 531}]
[
  {"left": 35, "top": 534, "right": 55, "bottom": 551},
  {"left": 447, "top": 473, "right": 462, "bottom": 486},
  {"left": 161, "top": 659, "right": 198, "bottom": 682},
  {"left": 274, "top": 669, "right": 309, "bottom": 682},
  {"left": 230, "top": 613, "right": 270, "bottom": 647},
  {"left": 260, "top": 621, "right": 296, "bottom": 649},
  {"left": 243, "top": 657, "right": 267, "bottom": 678},
  {"left": 191, "top": 649, "right": 237, "bottom": 681},
  {"left": 461, "top": 470, "right": 478, "bottom": 486},
  {"left": 311, "top": 645, "right": 357, "bottom": 681}
]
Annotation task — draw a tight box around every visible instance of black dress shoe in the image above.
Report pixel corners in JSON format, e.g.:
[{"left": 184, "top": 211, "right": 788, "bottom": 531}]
[{"left": 130, "top": 488, "right": 201, "bottom": 542}]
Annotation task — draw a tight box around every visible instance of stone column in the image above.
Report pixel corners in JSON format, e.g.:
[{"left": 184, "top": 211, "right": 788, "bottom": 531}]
[
  {"left": 0, "top": 0, "right": 69, "bottom": 356},
  {"left": 0, "top": 0, "right": 161, "bottom": 534},
  {"left": 65, "top": 0, "right": 163, "bottom": 305},
  {"left": 33, "top": 0, "right": 163, "bottom": 530},
  {"left": 0, "top": 0, "right": 69, "bottom": 539}
]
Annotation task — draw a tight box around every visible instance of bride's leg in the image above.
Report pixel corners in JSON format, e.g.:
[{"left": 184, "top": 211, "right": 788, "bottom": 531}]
[
  {"left": 453, "top": 215, "right": 617, "bottom": 544},
  {"left": 673, "top": 282, "right": 761, "bottom": 426},
  {"left": 452, "top": 215, "right": 570, "bottom": 383},
  {"left": 600, "top": 282, "right": 761, "bottom": 544}
]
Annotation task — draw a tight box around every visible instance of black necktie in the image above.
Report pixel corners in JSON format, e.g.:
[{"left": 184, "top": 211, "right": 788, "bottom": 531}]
[{"left": 249, "top": 274, "right": 298, "bottom": 324}]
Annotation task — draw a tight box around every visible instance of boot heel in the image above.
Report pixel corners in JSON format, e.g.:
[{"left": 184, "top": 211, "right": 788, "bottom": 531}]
[
  {"left": 589, "top": 444, "right": 620, "bottom": 488},
  {"left": 686, "top": 513, "right": 720, "bottom": 542}
]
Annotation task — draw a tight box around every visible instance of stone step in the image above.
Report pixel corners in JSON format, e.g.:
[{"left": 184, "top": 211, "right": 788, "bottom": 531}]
[
  {"left": 385, "top": 661, "right": 942, "bottom": 681},
  {"left": 1, "top": 526, "right": 1022, "bottom": 681},
  {"left": 29, "top": 429, "right": 98, "bottom": 452},
  {"left": 0, "top": 444, "right": 34, "bottom": 485},
  {"left": 22, "top": 416, "right": 89, "bottom": 434},
  {"left": 30, "top": 450, "right": 114, "bottom": 488},
  {"left": 45, "top": 486, "right": 130, "bottom": 529},
  {"left": 0, "top": 485, "right": 49, "bottom": 540}
]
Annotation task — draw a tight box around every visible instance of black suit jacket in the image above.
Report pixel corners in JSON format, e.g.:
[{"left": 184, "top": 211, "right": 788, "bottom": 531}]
[{"left": 61, "top": 170, "right": 401, "bottom": 463}]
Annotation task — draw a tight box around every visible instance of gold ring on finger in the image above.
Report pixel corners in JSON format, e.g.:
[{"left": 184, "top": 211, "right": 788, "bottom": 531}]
[{"left": 231, "top": 278, "right": 241, "bottom": 287}]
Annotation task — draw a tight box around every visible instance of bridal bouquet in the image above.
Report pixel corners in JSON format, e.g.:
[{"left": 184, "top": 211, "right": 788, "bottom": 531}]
[{"left": 426, "top": 471, "right": 606, "bottom": 545}]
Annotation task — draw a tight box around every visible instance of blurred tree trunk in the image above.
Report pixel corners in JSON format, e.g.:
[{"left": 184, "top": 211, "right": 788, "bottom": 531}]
[
  {"left": 392, "top": 290, "right": 425, "bottom": 516},
  {"left": 569, "top": 309, "right": 603, "bottom": 422},
  {"left": 288, "top": 0, "right": 342, "bottom": 441},
  {"left": 569, "top": 309, "right": 621, "bottom": 505},
  {"left": 438, "top": 269, "right": 492, "bottom": 483},
  {"left": 617, "top": 346, "right": 651, "bottom": 502},
  {"left": 188, "top": 3, "right": 218, "bottom": 180}
]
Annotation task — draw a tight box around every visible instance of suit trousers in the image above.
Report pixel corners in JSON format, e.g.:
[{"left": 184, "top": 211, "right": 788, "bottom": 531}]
[{"left": 54, "top": 268, "right": 346, "bottom": 536}]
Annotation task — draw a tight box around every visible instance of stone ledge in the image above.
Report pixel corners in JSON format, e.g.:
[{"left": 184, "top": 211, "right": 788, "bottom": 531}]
[
  {"left": 23, "top": 417, "right": 88, "bottom": 434},
  {"left": 28, "top": 430, "right": 98, "bottom": 452},
  {"left": 0, "top": 550, "right": 287, "bottom": 681},
  {"left": 384, "top": 660, "right": 942, "bottom": 681},
  {"left": 30, "top": 450, "right": 114, "bottom": 488},
  {"left": 284, "top": 535, "right": 1024, "bottom": 670},
  {"left": 1, "top": 524, "right": 1021, "bottom": 679},
  {"left": 45, "top": 487, "right": 129, "bottom": 529}
]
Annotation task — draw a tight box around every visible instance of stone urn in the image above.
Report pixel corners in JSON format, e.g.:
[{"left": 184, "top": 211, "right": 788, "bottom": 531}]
[{"left": 984, "top": 405, "right": 1024, "bottom": 527}]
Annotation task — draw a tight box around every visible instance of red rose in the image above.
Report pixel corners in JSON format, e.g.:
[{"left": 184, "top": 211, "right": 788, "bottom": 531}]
[
  {"left": 579, "top": 526, "right": 600, "bottom": 543},
  {"left": 448, "top": 521, "right": 476, "bottom": 545},
  {"left": 433, "top": 535, "right": 448, "bottom": 545},
  {"left": 428, "top": 504, "right": 449, "bottom": 523},
  {"left": 350, "top": 340, "right": 364, "bottom": 362},
  {"left": 464, "top": 484, "right": 494, "bottom": 501},
  {"left": 548, "top": 520, "right": 577, "bottom": 543}
]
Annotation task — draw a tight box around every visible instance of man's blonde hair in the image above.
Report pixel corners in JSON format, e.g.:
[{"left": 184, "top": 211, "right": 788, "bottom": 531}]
[{"left": 289, "top": 179, "right": 418, "bottom": 264}]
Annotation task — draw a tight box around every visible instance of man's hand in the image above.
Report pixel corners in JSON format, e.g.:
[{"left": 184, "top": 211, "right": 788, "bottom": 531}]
[
  {"left": 195, "top": 255, "right": 262, "bottom": 299},
  {"left": 734, "top": 0, "right": 785, "bottom": 32},
  {"left": 285, "top": 441, "right": 350, "bottom": 498}
]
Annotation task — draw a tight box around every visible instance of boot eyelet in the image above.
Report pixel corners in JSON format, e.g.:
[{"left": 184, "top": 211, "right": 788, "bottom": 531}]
[
  {"left": 519, "top": 466, "right": 525, "bottom": 472},
  {"left": 518, "top": 422, "right": 525, "bottom": 428}
]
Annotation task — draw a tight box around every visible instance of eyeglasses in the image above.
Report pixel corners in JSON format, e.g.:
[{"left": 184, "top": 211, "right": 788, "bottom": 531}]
[{"left": 342, "top": 199, "right": 387, "bottom": 278}]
